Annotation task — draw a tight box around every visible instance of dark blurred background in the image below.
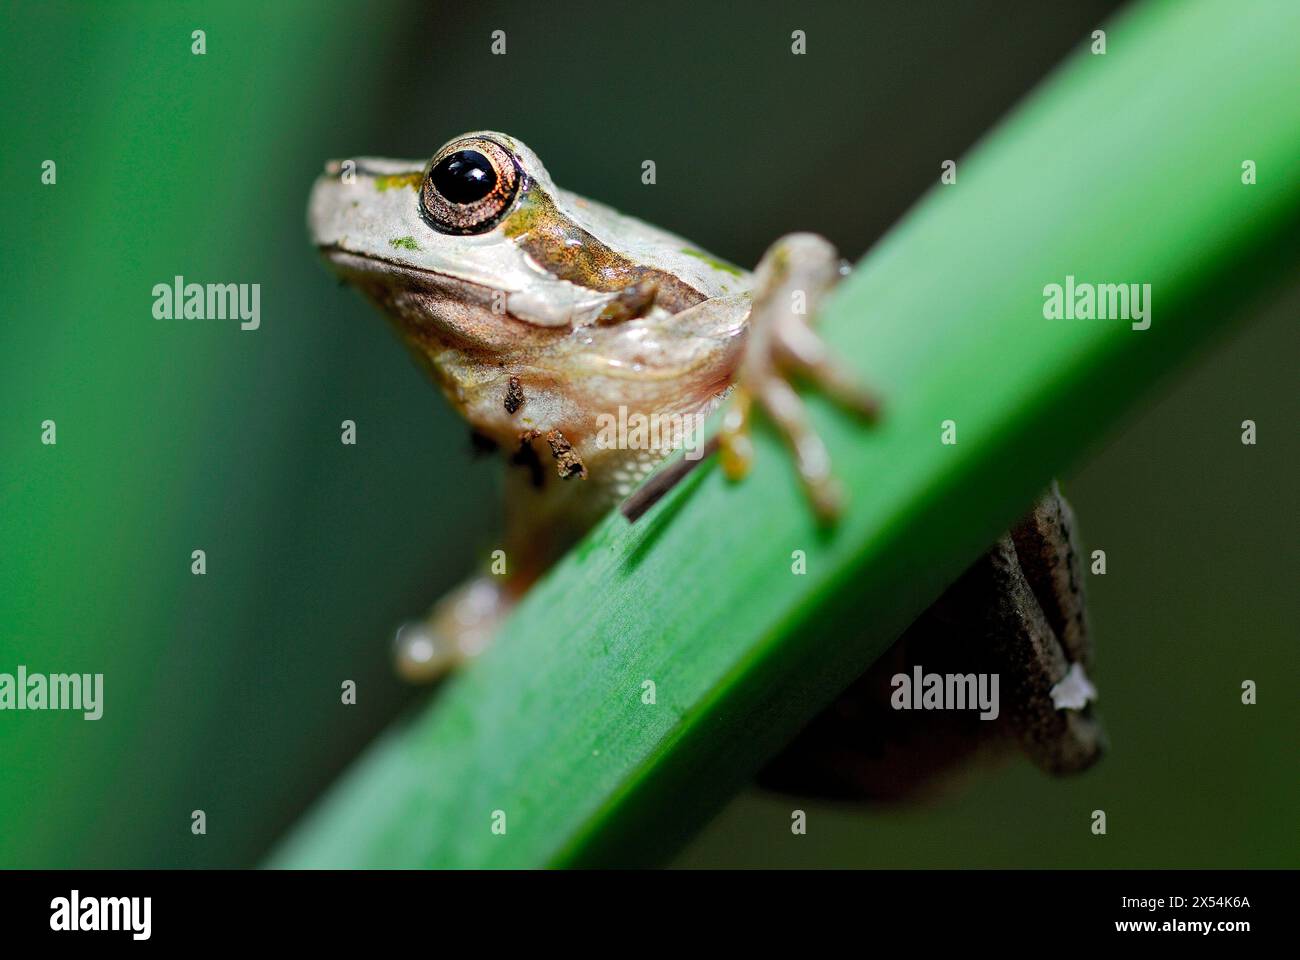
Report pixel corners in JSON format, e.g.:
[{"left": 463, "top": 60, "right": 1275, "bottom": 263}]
[{"left": 1, "top": 0, "right": 1294, "bottom": 868}]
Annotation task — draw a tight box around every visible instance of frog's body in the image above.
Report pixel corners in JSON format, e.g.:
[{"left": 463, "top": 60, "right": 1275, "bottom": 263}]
[
  {"left": 310, "top": 132, "right": 1101, "bottom": 799},
  {"left": 312, "top": 138, "right": 751, "bottom": 502},
  {"left": 311, "top": 131, "right": 879, "bottom": 674}
]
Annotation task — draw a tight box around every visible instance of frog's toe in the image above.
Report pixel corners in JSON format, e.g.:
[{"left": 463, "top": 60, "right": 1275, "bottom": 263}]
[
  {"left": 732, "top": 232, "right": 880, "bottom": 521},
  {"left": 393, "top": 620, "right": 457, "bottom": 683},
  {"left": 774, "top": 319, "right": 883, "bottom": 422},
  {"left": 718, "top": 386, "right": 754, "bottom": 481},
  {"left": 720, "top": 367, "right": 845, "bottom": 521},
  {"left": 393, "top": 576, "right": 509, "bottom": 683},
  {"left": 757, "top": 374, "right": 844, "bottom": 522}
]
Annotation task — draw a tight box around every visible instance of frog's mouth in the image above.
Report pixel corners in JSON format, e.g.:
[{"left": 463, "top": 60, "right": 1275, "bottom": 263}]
[
  {"left": 319, "top": 244, "right": 567, "bottom": 354},
  {"left": 322, "top": 244, "right": 496, "bottom": 314},
  {"left": 318, "top": 244, "right": 482, "bottom": 287}
]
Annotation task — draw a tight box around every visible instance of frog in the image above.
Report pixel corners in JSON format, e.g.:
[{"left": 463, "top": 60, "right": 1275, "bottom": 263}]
[{"left": 309, "top": 131, "right": 1102, "bottom": 800}]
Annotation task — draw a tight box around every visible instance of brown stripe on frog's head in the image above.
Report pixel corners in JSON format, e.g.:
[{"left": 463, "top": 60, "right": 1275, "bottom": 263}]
[
  {"left": 498, "top": 187, "right": 706, "bottom": 318},
  {"left": 411, "top": 131, "right": 710, "bottom": 325}
]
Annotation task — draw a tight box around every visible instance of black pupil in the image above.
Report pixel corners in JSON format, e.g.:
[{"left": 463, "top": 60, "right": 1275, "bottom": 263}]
[{"left": 431, "top": 150, "right": 496, "bottom": 204}]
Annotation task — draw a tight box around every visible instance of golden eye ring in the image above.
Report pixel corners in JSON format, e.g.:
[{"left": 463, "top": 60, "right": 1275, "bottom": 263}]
[{"left": 419, "top": 136, "right": 522, "bottom": 235}]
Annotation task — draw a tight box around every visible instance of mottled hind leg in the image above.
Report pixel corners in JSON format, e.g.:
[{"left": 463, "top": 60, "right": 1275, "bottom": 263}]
[{"left": 719, "top": 233, "right": 880, "bottom": 521}]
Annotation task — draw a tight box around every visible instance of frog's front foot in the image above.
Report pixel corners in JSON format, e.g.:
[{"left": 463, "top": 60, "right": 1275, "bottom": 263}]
[
  {"left": 720, "top": 233, "right": 881, "bottom": 522},
  {"left": 393, "top": 575, "right": 513, "bottom": 683}
]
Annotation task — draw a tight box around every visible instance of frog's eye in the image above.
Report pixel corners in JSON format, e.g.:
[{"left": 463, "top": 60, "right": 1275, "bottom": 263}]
[{"left": 420, "top": 137, "right": 521, "bottom": 235}]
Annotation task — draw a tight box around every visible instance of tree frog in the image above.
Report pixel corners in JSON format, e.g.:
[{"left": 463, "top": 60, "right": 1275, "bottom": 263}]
[
  {"left": 309, "top": 131, "right": 1101, "bottom": 798},
  {"left": 310, "top": 131, "right": 878, "bottom": 672}
]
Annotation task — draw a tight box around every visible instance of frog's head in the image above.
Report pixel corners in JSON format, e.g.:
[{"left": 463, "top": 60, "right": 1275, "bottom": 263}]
[
  {"left": 310, "top": 131, "right": 747, "bottom": 469},
  {"left": 310, "top": 131, "right": 744, "bottom": 345}
]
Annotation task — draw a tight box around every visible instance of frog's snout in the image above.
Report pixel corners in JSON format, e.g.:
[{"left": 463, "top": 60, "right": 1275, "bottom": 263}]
[{"left": 308, "top": 165, "right": 368, "bottom": 249}]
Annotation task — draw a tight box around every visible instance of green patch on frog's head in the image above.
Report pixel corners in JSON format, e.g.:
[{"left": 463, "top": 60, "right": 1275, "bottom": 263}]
[
  {"left": 680, "top": 247, "right": 744, "bottom": 278},
  {"left": 375, "top": 172, "right": 422, "bottom": 192},
  {"left": 389, "top": 236, "right": 420, "bottom": 251}
]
